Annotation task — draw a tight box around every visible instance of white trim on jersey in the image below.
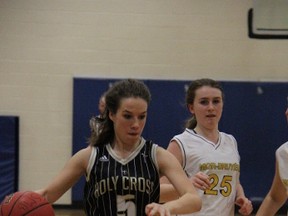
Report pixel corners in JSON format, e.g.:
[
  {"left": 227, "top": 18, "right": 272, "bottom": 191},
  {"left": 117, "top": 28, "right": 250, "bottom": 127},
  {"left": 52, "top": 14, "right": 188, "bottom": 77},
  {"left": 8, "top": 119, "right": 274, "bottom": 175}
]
[
  {"left": 86, "top": 146, "right": 97, "bottom": 181},
  {"left": 171, "top": 128, "right": 240, "bottom": 216},
  {"left": 276, "top": 141, "right": 288, "bottom": 190}
]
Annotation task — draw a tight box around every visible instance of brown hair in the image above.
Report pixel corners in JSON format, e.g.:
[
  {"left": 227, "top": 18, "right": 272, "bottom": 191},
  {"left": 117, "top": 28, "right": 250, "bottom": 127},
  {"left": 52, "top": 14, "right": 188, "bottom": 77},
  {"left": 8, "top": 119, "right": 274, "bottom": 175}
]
[
  {"left": 88, "top": 79, "right": 151, "bottom": 146},
  {"left": 185, "top": 78, "right": 224, "bottom": 129}
]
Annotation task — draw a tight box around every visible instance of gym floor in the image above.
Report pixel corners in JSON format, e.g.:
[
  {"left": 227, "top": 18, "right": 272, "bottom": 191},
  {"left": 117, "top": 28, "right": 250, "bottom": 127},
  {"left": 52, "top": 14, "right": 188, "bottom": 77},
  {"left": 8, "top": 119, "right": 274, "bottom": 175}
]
[{"left": 55, "top": 208, "right": 85, "bottom": 216}]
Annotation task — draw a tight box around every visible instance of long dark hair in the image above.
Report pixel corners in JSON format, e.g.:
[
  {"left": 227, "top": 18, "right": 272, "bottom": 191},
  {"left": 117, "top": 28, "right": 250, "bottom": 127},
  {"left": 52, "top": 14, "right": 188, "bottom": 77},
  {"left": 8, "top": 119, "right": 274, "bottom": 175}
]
[
  {"left": 185, "top": 78, "right": 224, "bottom": 129},
  {"left": 88, "top": 79, "right": 151, "bottom": 146}
]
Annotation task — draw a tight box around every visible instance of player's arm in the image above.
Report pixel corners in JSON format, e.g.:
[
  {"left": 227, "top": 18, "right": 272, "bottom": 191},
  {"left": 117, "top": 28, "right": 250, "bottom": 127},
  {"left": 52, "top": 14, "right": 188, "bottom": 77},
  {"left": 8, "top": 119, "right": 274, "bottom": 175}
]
[
  {"left": 160, "top": 140, "right": 184, "bottom": 183},
  {"left": 235, "top": 182, "right": 253, "bottom": 215},
  {"left": 256, "top": 161, "right": 287, "bottom": 216},
  {"left": 157, "top": 147, "right": 201, "bottom": 215},
  {"left": 160, "top": 140, "right": 183, "bottom": 202},
  {"left": 36, "top": 146, "right": 91, "bottom": 203},
  {"left": 160, "top": 140, "right": 209, "bottom": 202}
]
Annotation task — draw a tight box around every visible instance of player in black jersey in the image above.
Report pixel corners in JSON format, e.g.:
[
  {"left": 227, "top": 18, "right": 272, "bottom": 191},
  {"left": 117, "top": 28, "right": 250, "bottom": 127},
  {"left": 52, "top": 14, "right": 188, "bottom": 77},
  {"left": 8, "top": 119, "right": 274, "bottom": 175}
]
[{"left": 36, "top": 79, "right": 201, "bottom": 216}]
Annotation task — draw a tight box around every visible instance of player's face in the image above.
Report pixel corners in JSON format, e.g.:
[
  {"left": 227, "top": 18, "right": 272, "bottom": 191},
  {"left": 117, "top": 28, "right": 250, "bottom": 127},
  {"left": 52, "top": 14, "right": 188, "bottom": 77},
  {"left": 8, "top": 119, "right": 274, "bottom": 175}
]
[
  {"left": 109, "top": 97, "right": 148, "bottom": 146},
  {"left": 189, "top": 86, "right": 223, "bottom": 130},
  {"left": 285, "top": 108, "right": 288, "bottom": 123}
]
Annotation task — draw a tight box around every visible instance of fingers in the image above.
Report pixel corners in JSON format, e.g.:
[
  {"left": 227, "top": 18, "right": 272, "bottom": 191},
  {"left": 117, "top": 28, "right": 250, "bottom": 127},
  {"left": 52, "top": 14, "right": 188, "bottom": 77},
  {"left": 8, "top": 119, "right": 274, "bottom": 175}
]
[
  {"left": 236, "top": 197, "right": 253, "bottom": 215},
  {"left": 238, "top": 205, "right": 253, "bottom": 216},
  {"left": 145, "top": 203, "right": 170, "bottom": 216},
  {"left": 191, "top": 172, "right": 210, "bottom": 190}
]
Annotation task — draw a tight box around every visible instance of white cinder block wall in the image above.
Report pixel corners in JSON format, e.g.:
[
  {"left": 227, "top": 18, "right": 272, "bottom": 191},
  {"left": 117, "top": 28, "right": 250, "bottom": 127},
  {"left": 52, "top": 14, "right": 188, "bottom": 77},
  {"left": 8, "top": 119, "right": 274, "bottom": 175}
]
[{"left": 0, "top": 0, "right": 287, "bottom": 205}]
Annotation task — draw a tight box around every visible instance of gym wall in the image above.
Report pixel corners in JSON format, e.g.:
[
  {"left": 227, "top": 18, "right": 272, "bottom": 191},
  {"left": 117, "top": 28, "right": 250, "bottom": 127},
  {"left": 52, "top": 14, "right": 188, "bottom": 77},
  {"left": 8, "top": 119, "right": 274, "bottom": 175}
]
[
  {"left": 72, "top": 78, "right": 288, "bottom": 204},
  {"left": 0, "top": 116, "right": 19, "bottom": 201}
]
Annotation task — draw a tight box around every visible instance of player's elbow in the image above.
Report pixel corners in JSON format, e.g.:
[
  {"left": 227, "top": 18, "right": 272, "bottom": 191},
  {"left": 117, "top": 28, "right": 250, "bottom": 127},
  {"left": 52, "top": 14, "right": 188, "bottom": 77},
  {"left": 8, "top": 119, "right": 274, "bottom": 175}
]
[
  {"left": 192, "top": 194, "right": 202, "bottom": 212},
  {"left": 182, "top": 192, "right": 202, "bottom": 213}
]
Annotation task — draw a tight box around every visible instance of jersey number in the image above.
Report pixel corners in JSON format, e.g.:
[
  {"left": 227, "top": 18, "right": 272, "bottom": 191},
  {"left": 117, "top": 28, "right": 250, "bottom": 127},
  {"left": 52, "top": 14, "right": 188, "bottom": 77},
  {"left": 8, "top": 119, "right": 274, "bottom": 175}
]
[
  {"left": 117, "top": 195, "right": 136, "bottom": 216},
  {"left": 204, "top": 174, "right": 232, "bottom": 197}
]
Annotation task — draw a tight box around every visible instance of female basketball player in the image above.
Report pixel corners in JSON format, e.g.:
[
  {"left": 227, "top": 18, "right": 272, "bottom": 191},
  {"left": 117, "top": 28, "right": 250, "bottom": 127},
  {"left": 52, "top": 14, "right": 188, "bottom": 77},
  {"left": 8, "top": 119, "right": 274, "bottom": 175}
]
[
  {"left": 160, "top": 78, "right": 253, "bottom": 216},
  {"left": 256, "top": 107, "right": 288, "bottom": 216},
  {"left": 36, "top": 79, "right": 201, "bottom": 216}
]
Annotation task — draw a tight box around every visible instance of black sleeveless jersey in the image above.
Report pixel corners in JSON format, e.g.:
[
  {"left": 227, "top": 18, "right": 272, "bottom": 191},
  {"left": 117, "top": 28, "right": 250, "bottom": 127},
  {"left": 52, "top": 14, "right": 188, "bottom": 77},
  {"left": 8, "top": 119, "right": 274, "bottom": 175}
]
[{"left": 84, "top": 138, "right": 160, "bottom": 216}]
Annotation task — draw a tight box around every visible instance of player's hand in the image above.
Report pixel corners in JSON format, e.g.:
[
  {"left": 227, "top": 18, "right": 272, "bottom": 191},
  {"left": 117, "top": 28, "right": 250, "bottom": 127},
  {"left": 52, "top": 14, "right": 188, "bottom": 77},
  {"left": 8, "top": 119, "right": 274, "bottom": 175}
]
[
  {"left": 145, "top": 202, "right": 171, "bottom": 216},
  {"left": 235, "top": 196, "right": 253, "bottom": 215},
  {"left": 191, "top": 172, "right": 210, "bottom": 190}
]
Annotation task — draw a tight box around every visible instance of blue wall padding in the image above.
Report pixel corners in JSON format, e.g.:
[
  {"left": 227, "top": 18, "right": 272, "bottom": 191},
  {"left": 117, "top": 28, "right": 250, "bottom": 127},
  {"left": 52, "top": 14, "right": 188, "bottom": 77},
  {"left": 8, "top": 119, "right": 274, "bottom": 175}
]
[
  {"left": 0, "top": 116, "right": 19, "bottom": 202},
  {"left": 72, "top": 78, "right": 288, "bottom": 204}
]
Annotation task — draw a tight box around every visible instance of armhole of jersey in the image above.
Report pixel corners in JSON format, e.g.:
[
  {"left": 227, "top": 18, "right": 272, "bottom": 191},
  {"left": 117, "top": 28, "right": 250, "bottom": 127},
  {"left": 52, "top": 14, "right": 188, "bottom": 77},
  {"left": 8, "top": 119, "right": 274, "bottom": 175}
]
[
  {"left": 231, "top": 135, "right": 241, "bottom": 161},
  {"left": 151, "top": 144, "right": 159, "bottom": 172},
  {"left": 86, "top": 147, "right": 97, "bottom": 181},
  {"left": 276, "top": 143, "right": 288, "bottom": 159},
  {"left": 276, "top": 143, "right": 288, "bottom": 171},
  {"left": 171, "top": 138, "right": 186, "bottom": 169},
  {"left": 276, "top": 146, "right": 283, "bottom": 162}
]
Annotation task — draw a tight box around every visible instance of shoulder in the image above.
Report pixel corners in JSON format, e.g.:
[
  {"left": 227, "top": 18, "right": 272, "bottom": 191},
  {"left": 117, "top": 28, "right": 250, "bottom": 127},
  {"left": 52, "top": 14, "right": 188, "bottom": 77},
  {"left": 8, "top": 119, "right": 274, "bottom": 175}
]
[
  {"left": 277, "top": 141, "right": 288, "bottom": 150},
  {"left": 72, "top": 146, "right": 94, "bottom": 168},
  {"left": 219, "top": 131, "right": 235, "bottom": 138},
  {"left": 276, "top": 141, "right": 288, "bottom": 158},
  {"left": 76, "top": 145, "right": 93, "bottom": 156},
  {"left": 219, "top": 131, "right": 237, "bottom": 143},
  {"left": 171, "top": 129, "right": 196, "bottom": 142},
  {"left": 219, "top": 132, "right": 239, "bottom": 152},
  {"left": 156, "top": 146, "right": 177, "bottom": 166}
]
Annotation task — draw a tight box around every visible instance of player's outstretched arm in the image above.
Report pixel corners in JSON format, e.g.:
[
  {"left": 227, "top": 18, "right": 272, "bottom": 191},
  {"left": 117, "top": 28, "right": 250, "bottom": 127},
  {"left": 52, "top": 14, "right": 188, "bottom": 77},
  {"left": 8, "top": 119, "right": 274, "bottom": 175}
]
[
  {"left": 36, "top": 146, "right": 91, "bottom": 203},
  {"left": 156, "top": 147, "right": 202, "bottom": 215}
]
